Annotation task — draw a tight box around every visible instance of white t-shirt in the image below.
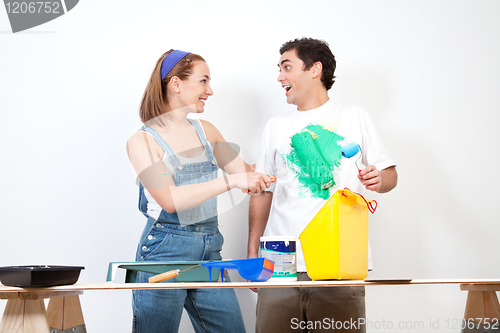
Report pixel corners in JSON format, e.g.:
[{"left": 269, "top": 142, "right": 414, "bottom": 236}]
[{"left": 255, "top": 99, "right": 395, "bottom": 271}]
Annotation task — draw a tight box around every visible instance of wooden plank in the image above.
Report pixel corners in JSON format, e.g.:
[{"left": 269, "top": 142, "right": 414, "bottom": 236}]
[
  {"left": 364, "top": 279, "right": 412, "bottom": 283},
  {"left": 0, "top": 293, "right": 21, "bottom": 300},
  {"left": 0, "top": 299, "right": 23, "bottom": 333},
  {"left": 1, "top": 279, "right": 500, "bottom": 292},
  {"left": 0, "top": 290, "right": 83, "bottom": 300},
  {"left": 461, "top": 284, "right": 500, "bottom": 291},
  {"left": 20, "top": 290, "right": 83, "bottom": 300}
]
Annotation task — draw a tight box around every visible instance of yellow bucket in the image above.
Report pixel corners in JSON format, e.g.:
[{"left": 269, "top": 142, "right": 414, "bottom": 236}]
[{"left": 299, "top": 188, "right": 376, "bottom": 280}]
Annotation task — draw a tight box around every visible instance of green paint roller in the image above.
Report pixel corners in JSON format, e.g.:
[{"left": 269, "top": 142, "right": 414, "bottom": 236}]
[{"left": 291, "top": 131, "right": 334, "bottom": 189}]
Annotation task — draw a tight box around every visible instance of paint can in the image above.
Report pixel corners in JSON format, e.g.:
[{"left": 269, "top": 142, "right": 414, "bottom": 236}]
[{"left": 260, "top": 236, "right": 297, "bottom": 281}]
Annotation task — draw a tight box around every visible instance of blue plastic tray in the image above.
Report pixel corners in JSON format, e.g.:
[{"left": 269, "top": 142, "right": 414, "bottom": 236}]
[{"left": 201, "top": 258, "right": 274, "bottom": 282}]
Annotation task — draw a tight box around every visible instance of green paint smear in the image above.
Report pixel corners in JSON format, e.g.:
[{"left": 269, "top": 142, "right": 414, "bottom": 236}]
[{"left": 287, "top": 124, "right": 344, "bottom": 200}]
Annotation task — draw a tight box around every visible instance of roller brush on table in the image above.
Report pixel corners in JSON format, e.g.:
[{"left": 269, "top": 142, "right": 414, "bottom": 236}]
[{"left": 149, "top": 264, "right": 201, "bottom": 283}]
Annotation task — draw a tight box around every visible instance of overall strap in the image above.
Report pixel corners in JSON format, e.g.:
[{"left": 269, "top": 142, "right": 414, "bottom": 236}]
[
  {"left": 140, "top": 126, "right": 181, "bottom": 167},
  {"left": 187, "top": 119, "right": 217, "bottom": 165}
]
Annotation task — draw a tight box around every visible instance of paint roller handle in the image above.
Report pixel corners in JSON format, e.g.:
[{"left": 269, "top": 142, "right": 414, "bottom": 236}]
[{"left": 148, "top": 269, "right": 181, "bottom": 283}]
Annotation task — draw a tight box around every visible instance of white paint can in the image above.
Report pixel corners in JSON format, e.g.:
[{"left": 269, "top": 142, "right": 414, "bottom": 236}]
[{"left": 260, "top": 236, "right": 297, "bottom": 281}]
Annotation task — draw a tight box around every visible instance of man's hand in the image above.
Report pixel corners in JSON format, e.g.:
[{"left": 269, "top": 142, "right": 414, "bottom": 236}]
[
  {"left": 358, "top": 165, "right": 397, "bottom": 193},
  {"left": 358, "top": 165, "right": 382, "bottom": 191}
]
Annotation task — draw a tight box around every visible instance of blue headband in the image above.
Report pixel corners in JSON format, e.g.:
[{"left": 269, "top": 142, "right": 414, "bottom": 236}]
[{"left": 160, "top": 50, "right": 191, "bottom": 80}]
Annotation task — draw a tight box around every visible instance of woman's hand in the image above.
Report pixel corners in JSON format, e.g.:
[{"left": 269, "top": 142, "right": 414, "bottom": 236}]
[{"left": 230, "top": 172, "right": 272, "bottom": 194}]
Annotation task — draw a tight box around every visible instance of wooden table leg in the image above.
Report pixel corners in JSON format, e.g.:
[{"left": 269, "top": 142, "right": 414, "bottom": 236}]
[
  {"left": 0, "top": 299, "right": 24, "bottom": 333},
  {"left": 0, "top": 298, "right": 50, "bottom": 333},
  {"left": 47, "top": 296, "right": 86, "bottom": 333},
  {"left": 460, "top": 284, "right": 500, "bottom": 332},
  {"left": 0, "top": 290, "right": 84, "bottom": 333}
]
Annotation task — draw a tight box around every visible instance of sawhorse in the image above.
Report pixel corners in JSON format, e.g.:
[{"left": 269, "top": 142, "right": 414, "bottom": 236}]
[
  {"left": 0, "top": 290, "right": 86, "bottom": 333},
  {"left": 461, "top": 284, "right": 500, "bottom": 332}
]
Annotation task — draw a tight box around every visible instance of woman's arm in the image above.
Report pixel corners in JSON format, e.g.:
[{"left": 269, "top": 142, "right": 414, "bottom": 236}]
[{"left": 126, "top": 131, "right": 268, "bottom": 213}]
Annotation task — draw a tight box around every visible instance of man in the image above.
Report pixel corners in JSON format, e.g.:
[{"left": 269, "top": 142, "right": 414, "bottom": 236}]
[{"left": 248, "top": 38, "right": 397, "bottom": 333}]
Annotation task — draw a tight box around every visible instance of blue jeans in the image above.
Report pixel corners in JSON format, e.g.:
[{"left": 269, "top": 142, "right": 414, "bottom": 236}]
[{"left": 132, "top": 219, "right": 246, "bottom": 333}]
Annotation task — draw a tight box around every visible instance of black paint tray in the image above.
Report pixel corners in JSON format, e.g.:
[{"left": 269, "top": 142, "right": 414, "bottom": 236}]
[{"left": 0, "top": 265, "right": 84, "bottom": 287}]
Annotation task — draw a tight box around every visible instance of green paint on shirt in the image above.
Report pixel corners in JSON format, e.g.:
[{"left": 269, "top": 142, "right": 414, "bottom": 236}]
[{"left": 287, "top": 124, "right": 345, "bottom": 200}]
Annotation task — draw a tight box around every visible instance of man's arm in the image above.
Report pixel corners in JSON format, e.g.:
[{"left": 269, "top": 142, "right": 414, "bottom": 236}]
[
  {"left": 358, "top": 165, "right": 398, "bottom": 193},
  {"left": 248, "top": 191, "right": 273, "bottom": 258}
]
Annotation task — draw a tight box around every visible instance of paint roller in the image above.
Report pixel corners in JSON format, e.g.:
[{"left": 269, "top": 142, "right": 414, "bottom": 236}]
[
  {"left": 149, "top": 264, "right": 201, "bottom": 283},
  {"left": 291, "top": 131, "right": 334, "bottom": 189},
  {"left": 341, "top": 142, "right": 363, "bottom": 172}
]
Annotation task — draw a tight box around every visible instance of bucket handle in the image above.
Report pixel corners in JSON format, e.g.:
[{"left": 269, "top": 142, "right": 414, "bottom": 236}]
[{"left": 341, "top": 188, "right": 377, "bottom": 214}]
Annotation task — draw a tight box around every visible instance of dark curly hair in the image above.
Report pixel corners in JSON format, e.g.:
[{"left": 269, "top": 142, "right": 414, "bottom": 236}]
[{"left": 280, "top": 38, "right": 336, "bottom": 90}]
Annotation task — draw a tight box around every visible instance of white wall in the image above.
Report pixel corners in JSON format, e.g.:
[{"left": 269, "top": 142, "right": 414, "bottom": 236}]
[{"left": 1, "top": 1, "right": 499, "bottom": 332}]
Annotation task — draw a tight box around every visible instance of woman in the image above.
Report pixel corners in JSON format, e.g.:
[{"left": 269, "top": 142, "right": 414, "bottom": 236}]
[{"left": 127, "top": 50, "right": 271, "bottom": 333}]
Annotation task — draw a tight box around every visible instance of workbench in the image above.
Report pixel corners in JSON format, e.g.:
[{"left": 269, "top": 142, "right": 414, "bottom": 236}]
[{"left": 1, "top": 279, "right": 499, "bottom": 332}]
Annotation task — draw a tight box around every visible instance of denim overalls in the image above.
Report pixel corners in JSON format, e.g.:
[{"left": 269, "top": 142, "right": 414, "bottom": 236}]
[{"left": 132, "top": 119, "right": 246, "bottom": 333}]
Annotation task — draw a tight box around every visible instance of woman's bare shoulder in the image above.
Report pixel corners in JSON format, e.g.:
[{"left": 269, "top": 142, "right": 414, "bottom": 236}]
[{"left": 199, "top": 119, "right": 224, "bottom": 142}]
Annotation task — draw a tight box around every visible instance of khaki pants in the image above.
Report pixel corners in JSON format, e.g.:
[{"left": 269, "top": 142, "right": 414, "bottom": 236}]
[{"left": 256, "top": 273, "right": 366, "bottom": 333}]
